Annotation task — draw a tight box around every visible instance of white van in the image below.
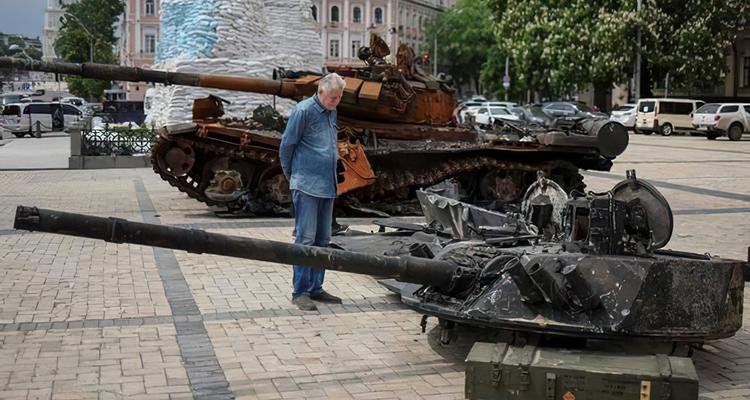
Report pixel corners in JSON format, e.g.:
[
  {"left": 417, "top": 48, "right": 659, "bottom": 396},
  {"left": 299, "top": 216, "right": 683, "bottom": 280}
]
[
  {"left": 635, "top": 98, "right": 705, "bottom": 136},
  {"left": 0, "top": 102, "right": 83, "bottom": 138}
]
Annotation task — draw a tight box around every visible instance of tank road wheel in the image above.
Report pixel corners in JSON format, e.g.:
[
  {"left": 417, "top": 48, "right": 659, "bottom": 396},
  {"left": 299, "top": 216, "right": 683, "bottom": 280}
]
[
  {"left": 728, "top": 123, "right": 743, "bottom": 141},
  {"left": 660, "top": 123, "right": 673, "bottom": 136},
  {"left": 162, "top": 143, "right": 196, "bottom": 176},
  {"left": 151, "top": 138, "right": 220, "bottom": 207}
]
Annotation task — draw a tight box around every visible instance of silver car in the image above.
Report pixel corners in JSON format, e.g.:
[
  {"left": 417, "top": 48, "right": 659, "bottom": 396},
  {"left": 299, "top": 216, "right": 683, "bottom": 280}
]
[
  {"left": 692, "top": 103, "right": 750, "bottom": 141},
  {"left": 609, "top": 104, "right": 637, "bottom": 129}
]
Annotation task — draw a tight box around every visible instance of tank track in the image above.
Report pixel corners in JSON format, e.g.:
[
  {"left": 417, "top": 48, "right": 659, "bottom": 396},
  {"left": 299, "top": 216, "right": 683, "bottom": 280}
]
[{"left": 151, "top": 136, "right": 584, "bottom": 211}]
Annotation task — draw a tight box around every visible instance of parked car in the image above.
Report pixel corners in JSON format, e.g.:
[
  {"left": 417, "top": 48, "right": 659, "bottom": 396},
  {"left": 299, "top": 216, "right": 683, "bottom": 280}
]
[
  {"left": 692, "top": 103, "right": 750, "bottom": 141},
  {"left": 609, "top": 103, "right": 637, "bottom": 129},
  {"left": 61, "top": 96, "right": 87, "bottom": 107},
  {"left": 635, "top": 98, "right": 705, "bottom": 136},
  {"left": 516, "top": 104, "right": 552, "bottom": 126},
  {"left": 474, "top": 105, "right": 521, "bottom": 126},
  {"left": 0, "top": 102, "right": 83, "bottom": 137},
  {"left": 455, "top": 101, "right": 484, "bottom": 123},
  {"left": 691, "top": 103, "right": 721, "bottom": 137},
  {"left": 97, "top": 101, "right": 146, "bottom": 125},
  {"left": 484, "top": 101, "right": 518, "bottom": 108},
  {"left": 542, "top": 101, "right": 607, "bottom": 119}
]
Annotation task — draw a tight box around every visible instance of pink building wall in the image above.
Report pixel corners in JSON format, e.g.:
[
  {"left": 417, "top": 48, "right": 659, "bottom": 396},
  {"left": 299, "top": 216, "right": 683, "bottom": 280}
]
[{"left": 119, "top": 0, "right": 160, "bottom": 101}]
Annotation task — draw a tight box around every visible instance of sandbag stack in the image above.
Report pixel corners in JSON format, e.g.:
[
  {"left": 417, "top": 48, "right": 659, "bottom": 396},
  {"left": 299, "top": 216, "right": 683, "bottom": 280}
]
[{"left": 146, "top": 0, "right": 322, "bottom": 127}]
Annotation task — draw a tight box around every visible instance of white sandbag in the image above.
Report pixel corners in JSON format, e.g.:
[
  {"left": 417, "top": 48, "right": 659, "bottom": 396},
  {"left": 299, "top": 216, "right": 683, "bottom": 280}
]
[{"left": 146, "top": 0, "right": 322, "bottom": 127}]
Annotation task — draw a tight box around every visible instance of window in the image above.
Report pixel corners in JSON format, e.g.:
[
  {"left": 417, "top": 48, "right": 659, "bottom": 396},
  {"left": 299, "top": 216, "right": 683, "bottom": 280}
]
[
  {"left": 720, "top": 105, "right": 739, "bottom": 113},
  {"left": 62, "top": 104, "right": 81, "bottom": 115},
  {"left": 2, "top": 105, "right": 21, "bottom": 117},
  {"left": 659, "top": 102, "right": 674, "bottom": 114},
  {"left": 743, "top": 57, "right": 750, "bottom": 88},
  {"left": 351, "top": 40, "right": 361, "bottom": 57},
  {"left": 673, "top": 102, "right": 693, "bottom": 115},
  {"left": 695, "top": 104, "right": 720, "bottom": 114},
  {"left": 144, "top": 33, "right": 156, "bottom": 54},
  {"left": 330, "top": 6, "right": 340, "bottom": 23},
  {"left": 311, "top": 5, "right": 317, "bottom": 21},
  {"left": 145, "top": 0, "right": 155, "bottom": 15},
  {"left": 27, "top": 104, "right": 53, "bottom": 114},
  {"left": 329, "top": 39, "right": 340, "bottom": 58},
  {"left": 352, "top": 7, "right": 361, "bottom": 23},
  {"left": 374, "top": 7, "right": 383, "bottom": 24},
  {"left": 744, "top": 105, "right": 750, "bottom": 113},
  {"left": 638, "top": 101, "right": 655, "bottom": 113}
]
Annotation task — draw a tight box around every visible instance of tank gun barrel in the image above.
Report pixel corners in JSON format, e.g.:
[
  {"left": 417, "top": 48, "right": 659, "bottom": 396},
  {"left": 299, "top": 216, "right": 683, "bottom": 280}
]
[
  {"left": 0, "top": 57, "right": 304, "bottom": 99},
  {"left": 14, "top": 206, "right": 457, "bottom": 288}
]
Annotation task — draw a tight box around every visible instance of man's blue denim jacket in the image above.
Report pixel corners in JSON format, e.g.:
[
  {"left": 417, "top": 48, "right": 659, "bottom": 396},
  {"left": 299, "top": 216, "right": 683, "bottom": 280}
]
[{"left": 279, "top": 95, "right": 338, "bottom": 198}]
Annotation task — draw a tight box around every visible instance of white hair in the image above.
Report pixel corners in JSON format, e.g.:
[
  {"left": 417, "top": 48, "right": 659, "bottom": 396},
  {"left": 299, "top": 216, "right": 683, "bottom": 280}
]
[{"left": 318, "top": 73, "right": 346, "bottom": 94}]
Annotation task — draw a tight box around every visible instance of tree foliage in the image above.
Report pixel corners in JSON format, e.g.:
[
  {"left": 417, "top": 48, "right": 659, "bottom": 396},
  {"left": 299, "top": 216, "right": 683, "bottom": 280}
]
[
  {"left": 489, "top": 0, "right": 636, "bottom": 100},
  {"left": 0, "top": 39, "right": 43, "bottom": 60},
  {"left": 54, "top": 0, "right": 125, "bottom": 101},
  {"left": 638, "top": 0, "right": 749, "bottom": 93},
  {"left": 488, "top": 0, "right": 749, "bottom": 99},
  {"left": 423, "top": 0, "right": 496, "bottom": 96}
]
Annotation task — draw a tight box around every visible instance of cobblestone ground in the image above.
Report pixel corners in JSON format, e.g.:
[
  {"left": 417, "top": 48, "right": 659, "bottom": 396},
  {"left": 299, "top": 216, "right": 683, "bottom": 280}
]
[{"left": 0, "top": 133, "right": 748, "bottom": 399}]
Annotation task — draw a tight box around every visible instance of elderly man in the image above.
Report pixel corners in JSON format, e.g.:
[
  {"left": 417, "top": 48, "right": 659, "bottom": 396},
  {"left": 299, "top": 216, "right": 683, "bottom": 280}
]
[{"left": 279, "top": 73, "right": 346, "bottom": 311}]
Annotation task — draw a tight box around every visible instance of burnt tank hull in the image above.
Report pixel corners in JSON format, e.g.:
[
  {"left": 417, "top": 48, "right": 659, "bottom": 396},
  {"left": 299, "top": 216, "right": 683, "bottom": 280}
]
[{"left": 150, "top": 119, "right": 621, "bottom": 213}]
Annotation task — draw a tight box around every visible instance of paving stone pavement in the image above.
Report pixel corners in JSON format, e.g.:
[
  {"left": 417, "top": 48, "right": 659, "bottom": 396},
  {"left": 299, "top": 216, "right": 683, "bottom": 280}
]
[{"left": 0, "top": 133, "right": 748, "bottom": 399}]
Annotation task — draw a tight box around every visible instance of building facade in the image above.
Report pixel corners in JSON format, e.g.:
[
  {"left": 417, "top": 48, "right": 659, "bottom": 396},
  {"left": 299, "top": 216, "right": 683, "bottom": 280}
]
[
  {"left": 118, "top": 0, "right": 161, "bottom": 101},
  {"left": 312, "top": 0, "right": 451, "bottom": 68},
  {"left": 722, "top": 25, "right": 750, "bottom": 100},
  {"left": 42, "top": 0, "right": 77, "bottom": 61}
]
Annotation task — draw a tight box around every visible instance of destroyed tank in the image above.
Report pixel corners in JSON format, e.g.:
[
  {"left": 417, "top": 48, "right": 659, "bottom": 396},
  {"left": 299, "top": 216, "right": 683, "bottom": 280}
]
[
  {"left": 13, "top": 170, "right": 745, "bottom": 349},
  {"left": 0, "top": 35, "right": 629, "bottom": 214}
]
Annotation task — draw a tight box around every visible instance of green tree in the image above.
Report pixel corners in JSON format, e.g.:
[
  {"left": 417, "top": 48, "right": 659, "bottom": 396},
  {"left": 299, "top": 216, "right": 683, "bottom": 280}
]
[
  {"left": 7, "top": 36, "right": 24, "bottom": 47},
  {"left": 54, "top": 0, "right": 125, "bottom": 101},
  {"left": 423, "top": 0, "right": 496, "bottom": 96},
  {"left": 489, "top": 0, "right": 749, "bottom": 101},
  {"left": 490, "top": 0, "right": 630, "bottom": 101},
  {"left": 637, "top": 0, "right": 749, "bottom": 95}
]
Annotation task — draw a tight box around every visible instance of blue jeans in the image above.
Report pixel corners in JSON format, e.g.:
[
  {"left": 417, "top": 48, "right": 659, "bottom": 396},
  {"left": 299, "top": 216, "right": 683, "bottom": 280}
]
[{"left": 291, "top": 190, "right": 334, "bottom": 297}]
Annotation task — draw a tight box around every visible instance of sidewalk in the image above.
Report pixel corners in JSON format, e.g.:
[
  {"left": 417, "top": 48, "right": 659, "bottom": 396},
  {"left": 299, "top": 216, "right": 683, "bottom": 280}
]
[
  {"left": 0, "top": 134, "right": 748, "bottom": 399},
  {"left": 0, "top": 133, "right": 70, "bottom": 170}
]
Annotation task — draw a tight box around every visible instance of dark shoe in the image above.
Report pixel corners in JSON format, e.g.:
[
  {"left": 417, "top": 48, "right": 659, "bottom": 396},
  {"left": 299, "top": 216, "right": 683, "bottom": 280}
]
[
  {"left": 292, "top": 294, "right": 318, "bottom": 311},
  {"left": 310, "top": 290, "right": 342, "bottom": 304}
]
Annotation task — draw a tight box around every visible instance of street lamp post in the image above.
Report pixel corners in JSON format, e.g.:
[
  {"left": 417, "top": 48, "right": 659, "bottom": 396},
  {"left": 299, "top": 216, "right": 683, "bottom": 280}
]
[
  {"left": 61, "top": 13, "right": 94, "bottom": 63},
  {"left": 634, "top": 0, "right": 642, "bottom": 101},
  {"left": 432, "top": 23, "right": 444, "bottom": 77},
  {"left": 433, "top": 34, "right": 438, "bottom": 76}
]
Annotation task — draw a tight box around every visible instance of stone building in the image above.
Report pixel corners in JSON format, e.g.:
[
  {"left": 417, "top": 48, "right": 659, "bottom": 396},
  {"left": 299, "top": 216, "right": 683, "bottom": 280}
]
[
  {"left": 311, "top": 0, "right": 452, "bottom": 68},
  {"left": 118, "top": 0, "right": 161, "bottom": 101},
  {"left": 42, "top": 0, "right": 77, "bottom": 61}
]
